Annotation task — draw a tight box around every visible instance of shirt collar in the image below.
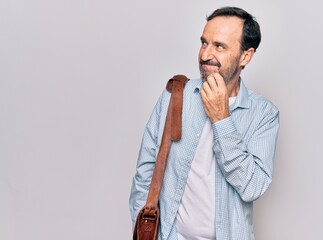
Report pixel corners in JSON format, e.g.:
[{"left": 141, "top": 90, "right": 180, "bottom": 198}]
[
  {"left": 231, "top": 78, "right": 249, "bottom": 110},
  {"left": 193, "top": 77, "right": 250, "bottom": 110}
]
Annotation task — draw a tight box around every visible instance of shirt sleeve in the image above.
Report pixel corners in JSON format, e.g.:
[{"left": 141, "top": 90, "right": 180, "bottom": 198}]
[
  {"left": 128, "top": 91, "right": 167, "bottom": 227},
  {"left": 212, "top": 102, "right": 280, "bottom": 202}
]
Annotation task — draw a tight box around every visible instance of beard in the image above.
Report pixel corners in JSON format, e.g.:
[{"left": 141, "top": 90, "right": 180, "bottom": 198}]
[{"left": 199, "top": 55, "right": 241, "bottom": 85}]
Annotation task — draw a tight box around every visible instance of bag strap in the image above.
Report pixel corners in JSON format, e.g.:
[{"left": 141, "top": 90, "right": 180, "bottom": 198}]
[{"left": 143, "top": 74, "right": 189, "bottom": 217}]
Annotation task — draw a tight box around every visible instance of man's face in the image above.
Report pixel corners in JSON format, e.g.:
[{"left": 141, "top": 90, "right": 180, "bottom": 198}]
[{"left": 199, "top": 16, "right": 244, "bottom": 84}]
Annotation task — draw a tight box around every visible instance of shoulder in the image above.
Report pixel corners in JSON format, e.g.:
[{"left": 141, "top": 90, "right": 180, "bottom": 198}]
[
  {"left": 246, "top": 89, "right": 280, "bottom": 125},
  {"left": 160, "top": 77, "right": 201, "bottom": 99},
  {"left": 248, "top": 89, "right": 279, "bottom": 113}
]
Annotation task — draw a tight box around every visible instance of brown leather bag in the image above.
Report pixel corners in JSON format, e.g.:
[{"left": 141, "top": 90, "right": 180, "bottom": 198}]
[{"left": 133, "top": 75, "right": 189, "bottom": 240}]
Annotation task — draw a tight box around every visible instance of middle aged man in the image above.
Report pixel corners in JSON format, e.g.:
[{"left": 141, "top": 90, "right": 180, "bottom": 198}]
[{"left": 130, "top": 6, "right": 280, "bottom": 240}]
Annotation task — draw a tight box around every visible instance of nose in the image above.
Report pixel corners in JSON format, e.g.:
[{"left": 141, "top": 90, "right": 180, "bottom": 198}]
[{"left": 200, "top": 44, "right": 215, "bottom": 61}]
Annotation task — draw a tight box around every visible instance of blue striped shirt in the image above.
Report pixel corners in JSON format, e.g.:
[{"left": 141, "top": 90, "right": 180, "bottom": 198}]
[{"left": 129, "top": 78, "right": 280, "bottom": 240}]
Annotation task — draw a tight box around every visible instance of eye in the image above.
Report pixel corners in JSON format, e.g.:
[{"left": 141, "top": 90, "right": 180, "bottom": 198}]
[
  {"left": 215, "top": 44, "right": 224, "bottom": 50},
  {"left": 200, "top": 37, "right": 208, "bottom": 48},
  {"left": 201, "top": 40, "right": 207, "bottom": 47}
]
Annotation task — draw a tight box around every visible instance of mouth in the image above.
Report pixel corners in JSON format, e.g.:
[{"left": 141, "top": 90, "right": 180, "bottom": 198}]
[
  {"left": 199, "top": 60, "right": 222, "bottom": 81},
  {"left": 201, "top": 64, "right": 218, "bottom": 71},
  {"left": 200, "top": 60, "right": 221, "bottom": 70}
]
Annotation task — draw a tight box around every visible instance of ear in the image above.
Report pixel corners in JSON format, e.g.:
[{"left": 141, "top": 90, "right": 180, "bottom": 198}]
[{"left": 239, "top": 48, "right": 255, "bottom": 68}]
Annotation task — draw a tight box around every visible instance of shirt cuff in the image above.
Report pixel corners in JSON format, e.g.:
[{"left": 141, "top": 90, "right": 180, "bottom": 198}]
[{"left": 212, "top": 117, "right": 236, "bottom": 141}]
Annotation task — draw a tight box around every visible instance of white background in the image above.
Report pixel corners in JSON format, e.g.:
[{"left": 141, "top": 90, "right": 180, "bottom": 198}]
[{"left": 1, "top": 0, "right": 322, "bottom": 239}]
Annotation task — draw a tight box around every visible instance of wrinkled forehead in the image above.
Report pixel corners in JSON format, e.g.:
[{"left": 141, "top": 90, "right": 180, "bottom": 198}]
[{"left": 202, "top": 16, "right": 244, "bottom": 44}]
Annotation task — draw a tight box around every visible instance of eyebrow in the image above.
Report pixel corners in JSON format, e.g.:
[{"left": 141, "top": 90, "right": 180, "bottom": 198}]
[{"left": 200, "top": 36, "right": 206, "bottom": 42}]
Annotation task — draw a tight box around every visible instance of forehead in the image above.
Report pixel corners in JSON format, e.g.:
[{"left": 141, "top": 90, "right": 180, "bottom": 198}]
[{"left": 202, "top": 16, "right": 244, "bottom": 43}]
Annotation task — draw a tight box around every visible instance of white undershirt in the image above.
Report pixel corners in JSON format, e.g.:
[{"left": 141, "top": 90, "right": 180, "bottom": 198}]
[{"left": 176, "top": 97, "right": 236, "bottom": 240}]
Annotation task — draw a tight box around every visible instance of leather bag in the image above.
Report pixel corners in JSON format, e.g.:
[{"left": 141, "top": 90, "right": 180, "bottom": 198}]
[{"left": 133, "top": 75, "right": 189, "bottom": 240}]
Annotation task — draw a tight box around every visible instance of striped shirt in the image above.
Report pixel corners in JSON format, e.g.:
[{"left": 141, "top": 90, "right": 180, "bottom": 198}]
[{"left": 129, "top": 78, "right": 280, "bottom": 240}]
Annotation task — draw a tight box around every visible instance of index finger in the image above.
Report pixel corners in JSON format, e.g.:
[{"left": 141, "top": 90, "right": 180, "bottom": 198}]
[
  {"left": 205, "top": 74, "right": 218, "bottom": 90},
  {"left": 212, "top": 72, "right": 226, "bottom": 89}
]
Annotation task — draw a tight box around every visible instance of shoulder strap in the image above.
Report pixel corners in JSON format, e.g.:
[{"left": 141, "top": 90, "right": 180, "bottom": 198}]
[
  {"left": 166, "top": 75, "right": 189, "bottom": 141},
  {"left": 143, "top": 74, "right": 189, "bottom": 215}
]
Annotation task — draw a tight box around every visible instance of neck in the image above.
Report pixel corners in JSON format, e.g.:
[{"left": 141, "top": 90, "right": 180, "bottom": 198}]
[{"left": 226, "top": 76, "right": 240, "bottom": 97}]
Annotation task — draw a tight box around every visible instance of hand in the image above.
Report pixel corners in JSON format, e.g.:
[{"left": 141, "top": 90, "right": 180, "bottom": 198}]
[{"left": 200, "top": 73, "right": 229, "bottom": 123}]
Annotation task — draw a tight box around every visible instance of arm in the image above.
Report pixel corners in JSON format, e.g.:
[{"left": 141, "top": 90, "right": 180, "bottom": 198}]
[
  {"left": 129, "top": 92, "right": 167, "bottom": 226},
  {"left": 201, "top": 72, "right": 279, "bottom": 202},
  {"left": 213, "top": 105, "right": 279, "bottom": 202}
]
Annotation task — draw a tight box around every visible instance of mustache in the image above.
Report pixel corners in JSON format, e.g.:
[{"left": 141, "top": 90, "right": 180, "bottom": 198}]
[{"left": 200, "top": 60, "right": 221, "bottom": 68}]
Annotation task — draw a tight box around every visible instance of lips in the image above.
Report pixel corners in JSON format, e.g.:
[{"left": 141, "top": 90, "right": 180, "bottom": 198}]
[
  {"left": 201, "top": 64, "right": 217, "bottom": 71},
  {"left": 200, "top": 60, "right": 221, "bottom": 68}
]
